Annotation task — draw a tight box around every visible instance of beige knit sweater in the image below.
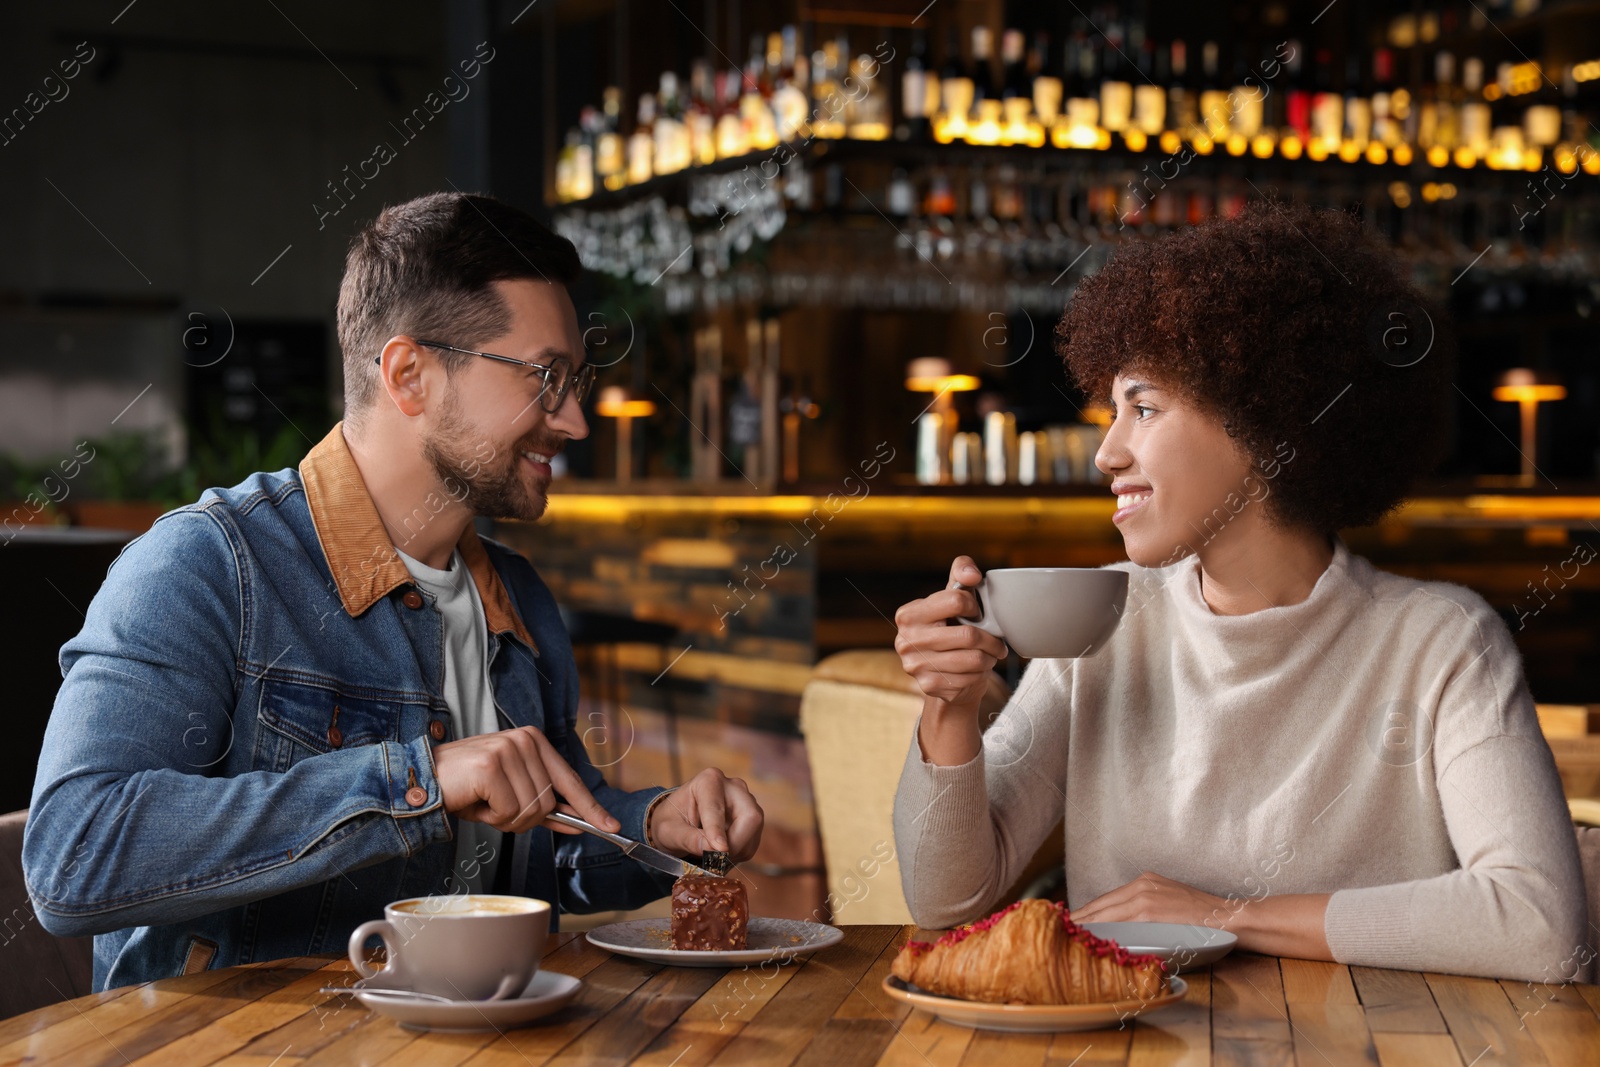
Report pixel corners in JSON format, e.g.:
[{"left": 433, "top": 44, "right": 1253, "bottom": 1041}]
[{"left": 894, "top": 539, "right": 1589, "bottom": 983}]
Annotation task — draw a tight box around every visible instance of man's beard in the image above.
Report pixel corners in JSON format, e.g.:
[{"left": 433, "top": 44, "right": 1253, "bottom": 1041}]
[{"left": 420, "top": 390, "right": 550, "bottom": 522}]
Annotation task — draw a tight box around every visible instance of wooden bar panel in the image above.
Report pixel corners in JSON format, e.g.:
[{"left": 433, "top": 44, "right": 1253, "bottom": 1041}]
[
  {"left": 1128, "top": 968, "right": 1212, "bottom": 1067},
  {"left": 1498, "top": 978, "right": 1600, "bottom": 1066},
  {"left": 1283, "top": 1003, "right": 1379, "bottom": 1066},
  {"left": 869, "top": 1011, "right": 976, "bottom": 1067},
  {"left": 455, "top": 957, "right": 665, "bottom": 1066},
  {"left": 1279, "top": 958, "right": 1358, "bottom": 1005},
  {"left": 1209, "top": 954, "right": 1290, "bottom": 1044},
  {"left": 127, "top": 959, "right": 351, "bottom": 1067},
  {"left": 1423, "top": 971, "right": 1550, "bottom": 1066},
  {"left": 546, "top": 966, "right": 726, "bottom": 1065},
  {"left": 1349, "top": 967, "right": 1449, "bottom": 1034},
  {"left": 1371, "top": 1032, "right": 1466, "bottom": 1067},
  {"left": 7, "top": 930, "right": 1597, "bottom": 1065},
  {"left": 707, "top": 925, "right": 898, "bottom": 1065}
]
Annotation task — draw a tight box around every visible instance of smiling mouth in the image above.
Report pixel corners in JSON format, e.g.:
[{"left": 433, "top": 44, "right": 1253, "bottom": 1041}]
[{"left": 1112, "top": 490, "right": 1152, "bottom": 523}]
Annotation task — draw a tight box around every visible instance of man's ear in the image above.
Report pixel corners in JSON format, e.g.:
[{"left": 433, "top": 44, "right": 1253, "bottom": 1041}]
[{"left": 376, "top": 336, "right": 432, "bottom": 418}]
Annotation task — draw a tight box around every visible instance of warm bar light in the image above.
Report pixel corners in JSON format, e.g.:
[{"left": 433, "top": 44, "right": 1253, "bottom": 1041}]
[
  {"left": 1492, "top": 369, "right": 1566, "bottom": 487},
  {"left": 904, "top": 358, "right": 981, "bottom": 394},
  {"left": 595, "top": 386, "right": 656, "bottom": 483}
]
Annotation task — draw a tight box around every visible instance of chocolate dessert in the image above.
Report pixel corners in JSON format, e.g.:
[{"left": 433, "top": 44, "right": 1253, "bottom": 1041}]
[{"left": 670, "top": 874, "right": 748, "bottom": 951}]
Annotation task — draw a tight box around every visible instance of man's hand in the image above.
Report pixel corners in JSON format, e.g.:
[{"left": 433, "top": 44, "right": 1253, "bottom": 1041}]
[
  {"left": 433, "top": 726, "right": 619, "bottom": 835},
  {"left": 646, "top": 768, "right": 763, "bottom": 862}
]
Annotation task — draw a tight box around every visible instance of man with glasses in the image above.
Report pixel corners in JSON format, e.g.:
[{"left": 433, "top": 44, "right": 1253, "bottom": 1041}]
[{"left": 25, "top": 192, "right": 764, "bottom": 990}]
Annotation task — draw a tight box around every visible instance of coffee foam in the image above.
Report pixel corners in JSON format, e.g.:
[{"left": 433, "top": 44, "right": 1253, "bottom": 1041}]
[{"left": 393, "top": 895, "right": 543, "bottom": 916}]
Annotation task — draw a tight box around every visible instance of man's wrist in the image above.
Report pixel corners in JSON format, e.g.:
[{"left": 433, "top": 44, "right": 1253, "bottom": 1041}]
[{"left": 643, "top": 787, "right": 678, "bottom": 850}]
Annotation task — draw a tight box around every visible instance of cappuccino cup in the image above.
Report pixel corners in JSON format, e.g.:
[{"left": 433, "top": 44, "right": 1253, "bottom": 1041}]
[
  {"left": 957, "top": 567, "right": 1127, "bottom": 659},
  {"left": 348, "top": 894, "right": 549, "bottom": 1001}
]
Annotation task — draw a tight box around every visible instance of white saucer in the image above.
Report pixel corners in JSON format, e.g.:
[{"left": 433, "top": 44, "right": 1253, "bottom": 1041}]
[
  {"left": 349, "top": 970, "right": 582, "bottom": 1032},
  {"left": 585, "top": 917, "right": 844, "bottom": 967},
  {"left": 1079, "top": 922, "right": 1238, "bottom": 971},
  {"left": 883, "top": 974, "right": 1188, "bottom": 1033}
]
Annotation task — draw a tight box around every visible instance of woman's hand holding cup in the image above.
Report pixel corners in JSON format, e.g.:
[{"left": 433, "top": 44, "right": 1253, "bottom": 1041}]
[{"left": 894, "top": 556, "right": 1008, "bottom": 765}]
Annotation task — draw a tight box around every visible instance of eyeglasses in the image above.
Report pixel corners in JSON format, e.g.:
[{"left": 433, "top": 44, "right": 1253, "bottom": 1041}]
[{"left": 376, "top": 340, "right": 596, "bottom": 414}]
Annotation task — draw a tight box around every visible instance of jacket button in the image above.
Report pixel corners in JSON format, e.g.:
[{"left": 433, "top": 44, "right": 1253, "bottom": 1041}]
[
  {"left": 327, "top": 725, "right": 344, "bottom": 748},
  {"left": 429, "top": 720, "right": 447, "bottom": 741},
  {"left": 405, "top": 786, "right": 428, "bottom": 807},
  {"left": 402, "top": 589, "right": 424, "bottom": 610}
]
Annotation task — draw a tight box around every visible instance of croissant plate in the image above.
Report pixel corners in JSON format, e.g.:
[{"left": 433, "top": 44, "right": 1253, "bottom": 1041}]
[{"left": 890, "top": 899, "right": 1168, "bottom": 1005}]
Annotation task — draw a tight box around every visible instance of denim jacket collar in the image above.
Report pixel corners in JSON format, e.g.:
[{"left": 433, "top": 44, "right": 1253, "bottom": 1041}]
[{"left": 298, "top": 421, "right": 539, "bottom": 654}]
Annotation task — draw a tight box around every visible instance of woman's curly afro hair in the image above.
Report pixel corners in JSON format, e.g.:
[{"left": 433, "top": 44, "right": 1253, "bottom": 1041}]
[{"left": 1057, "top": 199, "right": 1455, "bottom": 533}]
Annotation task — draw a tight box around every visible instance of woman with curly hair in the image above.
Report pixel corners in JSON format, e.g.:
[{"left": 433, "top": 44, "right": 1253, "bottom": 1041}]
[{"left": 891, "top": 200, "right": 1589, "bottom": 983}]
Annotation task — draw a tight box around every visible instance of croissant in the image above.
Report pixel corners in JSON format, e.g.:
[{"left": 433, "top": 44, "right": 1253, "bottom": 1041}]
[{"left": 890, "top": 899, "right": 1167, "bottom": 1005}]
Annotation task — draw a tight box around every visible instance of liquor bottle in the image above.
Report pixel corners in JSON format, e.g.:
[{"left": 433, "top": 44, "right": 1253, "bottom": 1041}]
[
  {"left": 968, "top": 166, "right": 991, "bottom": 221},
  {"left": 992, "top": 163, "right": 1023, "bottom": 221},
  {"left": 968, "top": 25, "right": 1002, "bottom": 143},
  {"left": 970, "top": 26, "right": 997, "bottom": 106},
  {"left": 688, "top": 60, "right": 717, "bottom": 165},
  {"left": 1098, "top": 16, "right": 1132, "bottom": 133},
  {"left": 654, "top": 72, "right": 687, "bottom": 174},
  {"left": 571, "top": 107, "right": 596, "bottom": 199},
  {"left": 1030, "top": 31, "right": 1063, "bottom": 132},
  {"left": 1198, "top": 41, "right": 1229, "bottom": 144},
  {"left": 900, "top": 28, "right": 934, "bottom": 141},
  {"left": 1254, "top": 46, "right": 1284, "bottom": 157},
  {"left": 742, "top": 34, "right": 779, "bottom": 148},
  {"left": 1132, "top": 37, "right": 1165, "bottom": 137},
  {"left": 886, "top": 168, "right": 916, "bottom": 216},
  {"left": 763, "top": 32, "right": 784, "bottom": 97},
  {"left": 1370, "top": 47, "right": 1402, "bottom": 151},
  {"left": 923, "top": 168, "right": 956, "bottom": 216},
  {"left": 1458, "top": 57, "right": 1491, "bottom": 162},
  {"left": 1340, "top": 51, "right": 1372, "bottom": 161},
  {"left": 626, "top": 93, "right": 655, "bottom": 183},
  {"left": 1433, "top": 49, "right": 1459, "bottom": 163},
  {"left": 1059, "top": 21, "right": 1100, "bottom": 147},
  {"left": 772, "top": 27, "right": 810, "bottom": 142},
  {"left": 936, "top": 25, "right": 973, "bottom": 142},
  {"left": 554, "top": 128, "right": 578, "bottom": 201},
  {"left": 811, "top": 36, "right": 847, "bottom": 139},
  {"left": 1309, "top": 48, "right": 1343, "bottom": 158},
  {"left": 847, "top": 52, "right": 891, "bottom": 140},
  {"left": 999, "top": 28, "right": 1032, "bottom": 145},
  {"left": 1166, "top": 40, "right": 1197, "bottom": 146},
  {"left": 714, "top": 67, "right": 747, "bottom": 158},
  {"left": 1282, "top": 40, "right": 1311, "bottom": 149},
  {"left": 596, "top": 86, "right": 626, "bottom": 191},
  {"left": 1521, "top": 59, "right": 1561, "bottom": 153},
  {"left": 1228, "top": 47, "right": 1261, "bottom": 151}
]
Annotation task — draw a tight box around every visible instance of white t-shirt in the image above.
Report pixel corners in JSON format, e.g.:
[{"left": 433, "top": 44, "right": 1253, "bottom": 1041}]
[{"left": 396, "top": 546, "right": 503, "bottom": 896}]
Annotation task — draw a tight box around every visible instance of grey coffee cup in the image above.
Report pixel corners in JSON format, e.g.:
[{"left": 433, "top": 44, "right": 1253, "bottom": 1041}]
[
  {"left": 957, "top": 567, "right": 1128, "bottom": 659},
  {"left": 348, "top": 894, "right": 549, "bottom": 1001}
]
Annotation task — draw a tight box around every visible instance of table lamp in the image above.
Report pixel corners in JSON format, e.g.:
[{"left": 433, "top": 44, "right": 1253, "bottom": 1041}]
[
  {"left": 1491, "top": 368, "right": 1565, "bottom": 486},
  {"left": 595, "top": 386, "right": 656, "bottom": 483}
]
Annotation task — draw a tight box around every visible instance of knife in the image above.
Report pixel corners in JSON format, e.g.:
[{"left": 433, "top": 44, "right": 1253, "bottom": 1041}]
[{"left": 545, "top": 812, "right": 724, "bottom": 879}]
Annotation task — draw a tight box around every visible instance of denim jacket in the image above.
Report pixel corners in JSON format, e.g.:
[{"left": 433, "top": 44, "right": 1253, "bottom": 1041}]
[{"left": 25, "top": 422, "right": 673, "bottom": 990}]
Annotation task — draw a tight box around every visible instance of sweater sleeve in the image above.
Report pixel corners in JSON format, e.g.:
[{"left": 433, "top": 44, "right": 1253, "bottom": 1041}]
[
  {"left": 1323, "top": 599, "right": 1588, "bottom": 983},
  {"left": 892, "top": 659, "right": 1073, "bottom": 929}
]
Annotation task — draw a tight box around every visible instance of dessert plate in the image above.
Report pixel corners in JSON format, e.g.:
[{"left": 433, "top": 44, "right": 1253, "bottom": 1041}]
[
  {"left": 1078, "top": 922, "right": 1237, "bottom": 971},
  {"left": 585, "top": 917, "right": 843, "bottom": 967},
  {"left": 882, "top": 974, "right": 1189, "bottom": 1033},
  {"left": 343, "top": 969, "right": 582, "bottom": 1032}
]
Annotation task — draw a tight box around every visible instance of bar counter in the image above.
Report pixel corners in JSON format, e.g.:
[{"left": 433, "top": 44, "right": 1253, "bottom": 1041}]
[{"left": 491, "top": 484, "right": 1600, "bottom": 921}]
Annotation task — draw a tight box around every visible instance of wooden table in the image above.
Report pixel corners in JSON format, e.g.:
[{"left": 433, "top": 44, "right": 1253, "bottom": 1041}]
[{"left": 4, "top": 925, "right": 1598, "bottom": 1066}]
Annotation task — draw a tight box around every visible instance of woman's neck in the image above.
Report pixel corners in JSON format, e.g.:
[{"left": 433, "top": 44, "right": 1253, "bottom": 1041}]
[{"left": 1194, "top": 518, "right": 1335, "bottom": 616}]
